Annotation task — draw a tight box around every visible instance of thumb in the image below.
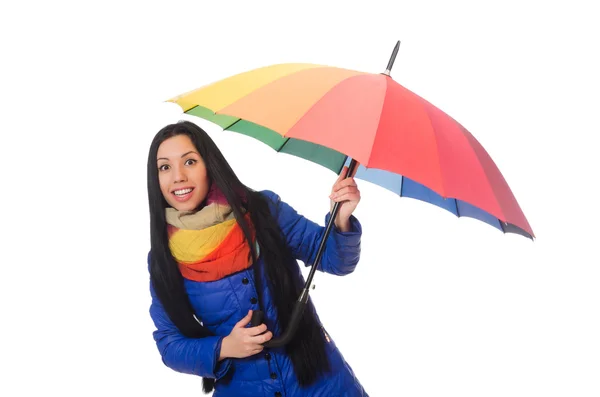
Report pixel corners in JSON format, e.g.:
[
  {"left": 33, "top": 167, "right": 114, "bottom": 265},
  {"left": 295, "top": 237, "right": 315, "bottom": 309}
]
[
  {"left": 332, "top": 166, "right": 348, "bottom": 193},
  {"left": 235, "top": 310, "right": 253, "bottom": 328},
  {"left": 336, "top": 166, "right": 349, "bottom": 183}
]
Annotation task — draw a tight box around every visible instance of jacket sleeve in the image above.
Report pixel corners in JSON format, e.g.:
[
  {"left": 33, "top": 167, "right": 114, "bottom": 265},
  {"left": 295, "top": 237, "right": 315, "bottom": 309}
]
[
  {"left": 148, "top": 254, "right": 232, "bottom": 379},
  {"left": 262, "top": 190, "right": 362, "bottom": 276}
]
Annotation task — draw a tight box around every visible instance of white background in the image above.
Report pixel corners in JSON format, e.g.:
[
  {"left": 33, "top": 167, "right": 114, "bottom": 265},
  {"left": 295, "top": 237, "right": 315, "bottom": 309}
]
[{"left": 1, "top": 1, "right": 598, "bottom": 396}]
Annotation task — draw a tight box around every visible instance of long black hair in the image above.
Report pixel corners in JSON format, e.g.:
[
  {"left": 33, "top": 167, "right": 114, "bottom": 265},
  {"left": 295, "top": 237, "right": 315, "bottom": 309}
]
[{"left": 147, "top": 120, "right": 330, "bottom": 393}]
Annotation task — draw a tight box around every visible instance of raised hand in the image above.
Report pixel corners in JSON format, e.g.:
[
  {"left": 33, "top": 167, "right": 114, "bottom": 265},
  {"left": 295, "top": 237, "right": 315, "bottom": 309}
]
[{"left": 329, "top": 165, "right": 361, "bottom": 232}]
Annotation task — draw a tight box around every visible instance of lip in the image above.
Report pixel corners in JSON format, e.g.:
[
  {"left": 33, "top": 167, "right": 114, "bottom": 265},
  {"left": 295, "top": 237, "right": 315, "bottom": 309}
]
[{"left": 171, "top": 186, "right": 195, "bottom": 202}]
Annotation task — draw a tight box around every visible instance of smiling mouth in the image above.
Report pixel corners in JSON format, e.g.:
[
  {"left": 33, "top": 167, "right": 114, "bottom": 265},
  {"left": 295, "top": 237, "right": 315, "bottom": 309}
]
[
  {"left": 173, "top": 188, "right": 194, "bottom": 197},
  {"left": 171, "top": 188, "right": 195, "bottom": 202}
]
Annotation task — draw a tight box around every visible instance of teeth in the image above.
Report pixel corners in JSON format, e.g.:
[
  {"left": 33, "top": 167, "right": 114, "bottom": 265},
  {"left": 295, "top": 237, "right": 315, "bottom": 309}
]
[{"left": 174, "top": 188, "right": 192, "bottom": 196}]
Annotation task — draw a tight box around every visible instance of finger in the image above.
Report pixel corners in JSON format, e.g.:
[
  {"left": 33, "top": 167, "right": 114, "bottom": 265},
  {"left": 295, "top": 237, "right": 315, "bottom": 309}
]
[
  {"left": 336, "top": 183, "right": 359, "bottom": 195},
  {"left": 248, "top": 331, "right": 273, "bottom": 344},
  {"left": 234, "top": 310, "right": 253, "bottom": 328},
  {"left": 330, "top": 185, "right": 359, "bottom": 199},
  {"left": 263, "top": 331, "right": 273, "bottom": 342},
  {"left": 332, "top": 177, "right": 358, "bottom": 194},
  {"left": 331, "top": 192, "right": 361, "bottom": 203},
  {"left": 248, "top": 346, "right": 264, "bottom": 356},
  {"left": 245, "top": 323, "right": 268, "bottom": 336},
  {"left": 337, "top": 166, "right": 349, "bottom": 181},
  {"left": 333, "top": 166, "right": 351, "bottom": 187},
  {"left": 341, "top": 163, "right": 359, "bottom": 179}
]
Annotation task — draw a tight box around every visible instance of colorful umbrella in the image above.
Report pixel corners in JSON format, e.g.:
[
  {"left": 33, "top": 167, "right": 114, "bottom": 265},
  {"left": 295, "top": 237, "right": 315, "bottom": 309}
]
[{"left": 167, "top": 41, "right": 534, "bottom": 346}]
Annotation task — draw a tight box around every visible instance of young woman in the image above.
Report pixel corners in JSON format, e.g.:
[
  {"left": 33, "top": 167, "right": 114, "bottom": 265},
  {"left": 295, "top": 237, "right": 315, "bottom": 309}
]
[{"left": 147, "top": 120, "right": 368, "bottom": 396}]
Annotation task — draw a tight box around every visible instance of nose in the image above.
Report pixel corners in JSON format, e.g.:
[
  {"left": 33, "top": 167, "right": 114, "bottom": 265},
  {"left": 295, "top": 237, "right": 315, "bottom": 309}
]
[{"left": 173, "top": 165, "right": 187, "bottom": 183}]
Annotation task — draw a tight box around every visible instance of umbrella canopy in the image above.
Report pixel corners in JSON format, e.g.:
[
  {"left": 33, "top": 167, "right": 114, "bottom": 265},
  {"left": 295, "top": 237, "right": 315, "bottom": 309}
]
[
  {"left": 168, "top": 62, "right": 534, "bottom": 240},
  {"left": 165, "top": 42, "right": 534, "bottom": 347}
]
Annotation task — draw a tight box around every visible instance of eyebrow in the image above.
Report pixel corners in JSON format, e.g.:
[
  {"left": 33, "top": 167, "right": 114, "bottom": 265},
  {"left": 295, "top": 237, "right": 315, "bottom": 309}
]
[{"left": 157, "top": 151, "right": 199, "bottom": 162}]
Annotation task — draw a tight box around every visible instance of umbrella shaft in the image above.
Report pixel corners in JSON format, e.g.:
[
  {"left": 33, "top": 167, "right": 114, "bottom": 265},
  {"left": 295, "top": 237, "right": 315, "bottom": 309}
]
[
  {"left": 251, "top": 158, "right": 358, "bottom": 348},
  {"left": 304, "top": 158, "right": 358, "bottom": 291}
]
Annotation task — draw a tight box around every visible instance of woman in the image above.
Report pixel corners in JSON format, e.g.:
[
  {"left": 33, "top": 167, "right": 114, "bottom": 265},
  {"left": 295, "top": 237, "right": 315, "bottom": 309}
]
[{"left": 147, "top": 120, "right": 368, "bottom": 396}]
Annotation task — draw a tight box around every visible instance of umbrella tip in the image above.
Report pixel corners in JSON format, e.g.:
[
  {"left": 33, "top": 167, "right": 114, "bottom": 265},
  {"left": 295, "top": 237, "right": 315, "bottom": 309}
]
[{"left": 383, "top": 40, "right": 401, "bottom": 76}]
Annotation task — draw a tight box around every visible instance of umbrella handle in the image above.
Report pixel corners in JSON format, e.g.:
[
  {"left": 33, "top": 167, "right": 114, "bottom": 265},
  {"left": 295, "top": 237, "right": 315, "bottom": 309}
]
[
  {"left": 250, "top": 300, "right": 306, "bottom": 348},
  {"left": 250, "top": 158, "right": 359, "bottom": 347}
]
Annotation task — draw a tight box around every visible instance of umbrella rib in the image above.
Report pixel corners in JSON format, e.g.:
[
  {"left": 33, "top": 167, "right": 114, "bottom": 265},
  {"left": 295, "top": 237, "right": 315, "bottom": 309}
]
[
  {"left": 363, "top": 77, "right": 389, "bottom": 168},
  {"left": 420, "top": 103, "right": 446, "bottom": 198},
  {"left": 458, "top": 127, "right": 509, "bottom": 224},
  {"left": 454, "top": 198, "right": 460, "bottom": 217},
  {"left": 399, "top": 174, "right": 404, "bottom": 196},
  {"left": 275, "top": 136, "right": 292, "bottom": 152},
  {"left": 223, "top": 118, "right": 242, "bottom": 131},
  {"left": 499, "top": 219, "right": 507, "bottom": 233},
  {"left": 281, "top": 73, "right": 381, "bottom": 165}
]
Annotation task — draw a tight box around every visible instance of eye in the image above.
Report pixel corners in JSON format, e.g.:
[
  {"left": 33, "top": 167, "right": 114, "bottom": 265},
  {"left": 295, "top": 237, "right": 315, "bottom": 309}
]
[
  {"left": 158, "top": 164, "right": 170, "bottom": 172},
  {"left": 185, "top": 159, "right": 197, "bottom": 166}
]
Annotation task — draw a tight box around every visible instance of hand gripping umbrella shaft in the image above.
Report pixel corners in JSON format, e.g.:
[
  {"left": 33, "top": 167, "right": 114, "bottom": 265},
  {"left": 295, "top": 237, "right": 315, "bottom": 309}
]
[{"left": 250, "top": 159, "right": 359, "bottom": 348}]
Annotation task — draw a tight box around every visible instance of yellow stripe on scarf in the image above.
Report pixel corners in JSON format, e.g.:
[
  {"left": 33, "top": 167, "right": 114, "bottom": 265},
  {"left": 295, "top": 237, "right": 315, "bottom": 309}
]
[{"left": 169, "top": 218, "right": 238, "bottom": 263}]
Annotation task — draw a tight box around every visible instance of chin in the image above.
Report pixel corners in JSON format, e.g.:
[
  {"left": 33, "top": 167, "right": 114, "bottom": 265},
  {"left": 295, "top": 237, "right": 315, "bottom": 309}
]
[
  {"left": 176, "top": 197, "right": 209, "bottom": 212},
  {"left": 175, "top": 202, "right": 199, "bottom": 212}
]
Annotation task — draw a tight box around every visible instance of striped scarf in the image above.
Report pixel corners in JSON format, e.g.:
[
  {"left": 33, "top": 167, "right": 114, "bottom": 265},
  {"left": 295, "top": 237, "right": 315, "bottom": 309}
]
[{"left": 165, "top": 184, "right": 256, "bottom": 282}]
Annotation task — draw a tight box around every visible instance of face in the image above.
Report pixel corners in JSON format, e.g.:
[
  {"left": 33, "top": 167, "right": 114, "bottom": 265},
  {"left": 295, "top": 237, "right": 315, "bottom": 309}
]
[{"left": 157, "top": 134, "right": 210, "bottom": 211}]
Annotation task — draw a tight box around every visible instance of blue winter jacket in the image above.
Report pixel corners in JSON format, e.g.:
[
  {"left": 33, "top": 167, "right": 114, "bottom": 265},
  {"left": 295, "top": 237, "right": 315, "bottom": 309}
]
[{"left": 148, "top": 190, "right": 368, "bottom": 396}]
